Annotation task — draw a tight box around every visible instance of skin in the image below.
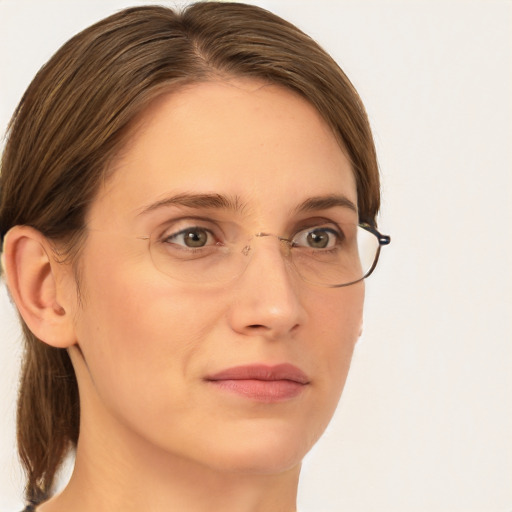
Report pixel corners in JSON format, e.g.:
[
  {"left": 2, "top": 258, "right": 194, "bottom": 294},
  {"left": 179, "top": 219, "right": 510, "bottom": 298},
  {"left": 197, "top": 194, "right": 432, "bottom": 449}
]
[{"left": 5, "top": 79, "right": 364, "bottom": 512}]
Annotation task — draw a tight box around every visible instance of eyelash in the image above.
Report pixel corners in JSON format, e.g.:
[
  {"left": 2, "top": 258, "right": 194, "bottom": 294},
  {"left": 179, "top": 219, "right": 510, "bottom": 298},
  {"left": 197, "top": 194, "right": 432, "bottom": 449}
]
[
  {"left": 157, "top": 220, "right": 345, "bottom": 251},
  {"left": 161, "top": 225, "right": 219, "bottom": 247},
  {"left": 293, "top": 226, "right": 343, "bottom": 248}
]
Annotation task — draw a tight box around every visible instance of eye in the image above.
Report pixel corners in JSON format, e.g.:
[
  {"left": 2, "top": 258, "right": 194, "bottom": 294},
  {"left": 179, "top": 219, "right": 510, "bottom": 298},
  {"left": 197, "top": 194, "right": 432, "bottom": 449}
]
[
  {"left": 293, "top": 226, "right": 342, "bottom": 249},
  {"left": 164, "top": 226, "right": 215, "bottom": 248}
]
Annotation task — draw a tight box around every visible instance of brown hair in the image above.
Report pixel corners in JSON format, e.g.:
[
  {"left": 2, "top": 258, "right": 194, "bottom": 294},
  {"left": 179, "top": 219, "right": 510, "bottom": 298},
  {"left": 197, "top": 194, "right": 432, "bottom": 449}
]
[{"left": 0, "top": 2, "right": 380, "bottom": 504}]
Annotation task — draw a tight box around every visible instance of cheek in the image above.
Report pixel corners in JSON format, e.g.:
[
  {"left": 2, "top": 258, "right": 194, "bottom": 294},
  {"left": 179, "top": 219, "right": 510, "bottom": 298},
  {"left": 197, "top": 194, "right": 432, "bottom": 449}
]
[
  {"left": 312, "top": 281, "right": 363, "bottom": 350},
  {"left": 309, "top": 283, "right": 364, "bottom": 402},
  {"left": 72, "top": 258, "right": 224, "bottom": 420}
]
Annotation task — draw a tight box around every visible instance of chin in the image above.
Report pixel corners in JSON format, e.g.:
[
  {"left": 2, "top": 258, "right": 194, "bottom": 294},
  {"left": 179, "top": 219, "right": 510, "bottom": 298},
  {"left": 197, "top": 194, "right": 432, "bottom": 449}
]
[
  {"left": 190, "top": 420, "right": 324, "bottom": 476},
  {"left": 205, "top": 446, "right": 304, "bottom": 477}
]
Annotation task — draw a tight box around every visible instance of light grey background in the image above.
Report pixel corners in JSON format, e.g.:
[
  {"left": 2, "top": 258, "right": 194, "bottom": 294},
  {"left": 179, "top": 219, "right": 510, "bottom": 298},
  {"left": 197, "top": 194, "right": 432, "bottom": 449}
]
[{"left": 1, "top": 1, "right": 511, "bottom": 511}]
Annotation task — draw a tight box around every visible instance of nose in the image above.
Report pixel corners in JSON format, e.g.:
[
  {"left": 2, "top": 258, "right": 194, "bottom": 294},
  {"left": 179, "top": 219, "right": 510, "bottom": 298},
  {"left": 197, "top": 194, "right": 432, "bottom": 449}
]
[{"left": 227, "top": 235, "right": 305, "bottom": 339}]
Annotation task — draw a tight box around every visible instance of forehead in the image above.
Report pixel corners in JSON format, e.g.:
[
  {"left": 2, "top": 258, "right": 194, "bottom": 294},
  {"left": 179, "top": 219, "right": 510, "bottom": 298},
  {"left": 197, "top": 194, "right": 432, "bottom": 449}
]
[{"left": 89, "top": 79, "right": 357, "bottom": 229}]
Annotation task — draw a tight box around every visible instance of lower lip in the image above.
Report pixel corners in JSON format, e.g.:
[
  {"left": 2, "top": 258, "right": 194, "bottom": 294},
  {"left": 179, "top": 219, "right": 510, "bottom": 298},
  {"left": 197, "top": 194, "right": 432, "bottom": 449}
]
[{"left": 208, "top": 379, "right": 306, "bottom": 402}]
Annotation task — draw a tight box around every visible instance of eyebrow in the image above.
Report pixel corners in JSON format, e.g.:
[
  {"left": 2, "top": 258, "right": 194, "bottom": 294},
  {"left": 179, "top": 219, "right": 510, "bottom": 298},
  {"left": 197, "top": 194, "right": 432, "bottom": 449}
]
[
  {"left": 294, "top": 195, "right": 358, "bottom": 214},
  {"left": 137, "top": 192, "right": 357, "bottom": 216},
  {"left": 137, "top": 193, "right": 246, "bottom": 216}
]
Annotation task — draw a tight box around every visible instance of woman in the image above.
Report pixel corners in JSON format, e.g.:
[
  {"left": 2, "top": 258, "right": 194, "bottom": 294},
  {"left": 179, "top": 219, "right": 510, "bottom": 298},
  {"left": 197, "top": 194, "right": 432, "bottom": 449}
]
[{"left": 0, "top": 2, "right": 389, "bottom": 511}]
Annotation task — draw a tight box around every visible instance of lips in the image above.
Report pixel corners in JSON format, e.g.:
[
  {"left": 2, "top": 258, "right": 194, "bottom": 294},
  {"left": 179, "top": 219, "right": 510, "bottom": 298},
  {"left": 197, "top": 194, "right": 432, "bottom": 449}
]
[{"left": 205, "top": 363, "right": 310, "bottom": 402}]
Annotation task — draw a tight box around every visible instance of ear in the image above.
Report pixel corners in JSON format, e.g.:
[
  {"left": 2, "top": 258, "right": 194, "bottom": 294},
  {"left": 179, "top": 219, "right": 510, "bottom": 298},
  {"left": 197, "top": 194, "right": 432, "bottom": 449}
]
[
  {"left": 356, "top": 315, "right": 364, "bottom": 341},
  {"left": 2, "top": 225, "right": 76, "bottom": 348}
]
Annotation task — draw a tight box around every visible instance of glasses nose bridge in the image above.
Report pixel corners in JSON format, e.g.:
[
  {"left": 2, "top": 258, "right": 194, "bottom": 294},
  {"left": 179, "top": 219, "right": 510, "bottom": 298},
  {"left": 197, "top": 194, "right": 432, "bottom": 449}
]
[
  {"left": 244, "top": 232, "right": 292, "bottom": 257},
  {"left": 238, "top": 231, "right": 293, "bottom": 272}
]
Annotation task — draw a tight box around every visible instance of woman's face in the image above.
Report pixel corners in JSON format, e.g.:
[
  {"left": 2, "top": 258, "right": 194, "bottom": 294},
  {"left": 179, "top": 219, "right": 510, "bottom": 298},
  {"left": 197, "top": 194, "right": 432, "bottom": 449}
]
[{"left": 68, "top": 79, "right": 364, "bottom": 475}]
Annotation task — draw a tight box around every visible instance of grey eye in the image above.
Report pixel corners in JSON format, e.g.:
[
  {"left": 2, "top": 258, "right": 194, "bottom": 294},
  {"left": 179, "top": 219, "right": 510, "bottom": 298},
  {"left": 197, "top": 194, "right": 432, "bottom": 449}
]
[
  {"left": 294, "top": 227, "right": 339, "bottom": 249},
  {"left": 167, "top": 227, "right": 211, "bottom": 248},
  {"left": 308, "top": 230, "right": 331, "bottom": 248}
]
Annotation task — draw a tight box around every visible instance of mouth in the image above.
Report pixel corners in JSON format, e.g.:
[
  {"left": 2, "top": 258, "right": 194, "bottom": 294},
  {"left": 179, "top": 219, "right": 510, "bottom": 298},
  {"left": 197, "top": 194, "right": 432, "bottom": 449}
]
[{"left": 205, "top": 363, "right": 310, "bottom": 403}]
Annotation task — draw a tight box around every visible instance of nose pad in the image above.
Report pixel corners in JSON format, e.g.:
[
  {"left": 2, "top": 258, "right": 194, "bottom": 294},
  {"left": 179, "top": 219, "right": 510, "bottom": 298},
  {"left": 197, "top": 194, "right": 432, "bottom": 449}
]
[{"left": 240, "top": 233, "right": 295, "bottom": 278}]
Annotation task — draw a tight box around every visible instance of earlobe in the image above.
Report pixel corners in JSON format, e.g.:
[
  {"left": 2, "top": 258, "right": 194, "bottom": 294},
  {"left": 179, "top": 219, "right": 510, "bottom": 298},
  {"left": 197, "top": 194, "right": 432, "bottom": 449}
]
[
  {"left": 3, "top": 226, "right": 76, "bottom": 348},
  {"left": 357, "top": 317, "right": 364, "bottom": 340}
]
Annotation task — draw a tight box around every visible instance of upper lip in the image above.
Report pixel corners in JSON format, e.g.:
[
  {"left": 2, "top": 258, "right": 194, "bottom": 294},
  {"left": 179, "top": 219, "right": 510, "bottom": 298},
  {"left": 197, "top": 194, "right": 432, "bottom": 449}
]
[{"left": 205, "top": 363, "right": 310, "bottom": 384}]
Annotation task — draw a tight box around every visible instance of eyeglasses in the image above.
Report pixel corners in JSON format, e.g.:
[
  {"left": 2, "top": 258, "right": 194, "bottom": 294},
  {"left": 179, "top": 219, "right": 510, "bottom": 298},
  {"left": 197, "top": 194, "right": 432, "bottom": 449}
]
[{"left": 138, "top": 221, "right": 390, "bottom": 288}]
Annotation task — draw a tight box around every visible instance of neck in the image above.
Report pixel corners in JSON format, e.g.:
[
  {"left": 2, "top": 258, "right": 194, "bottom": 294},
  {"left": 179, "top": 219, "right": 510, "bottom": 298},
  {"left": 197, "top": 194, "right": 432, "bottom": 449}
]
[{"left": 38, "top": 390, "right": 300, "bottom": 512}]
